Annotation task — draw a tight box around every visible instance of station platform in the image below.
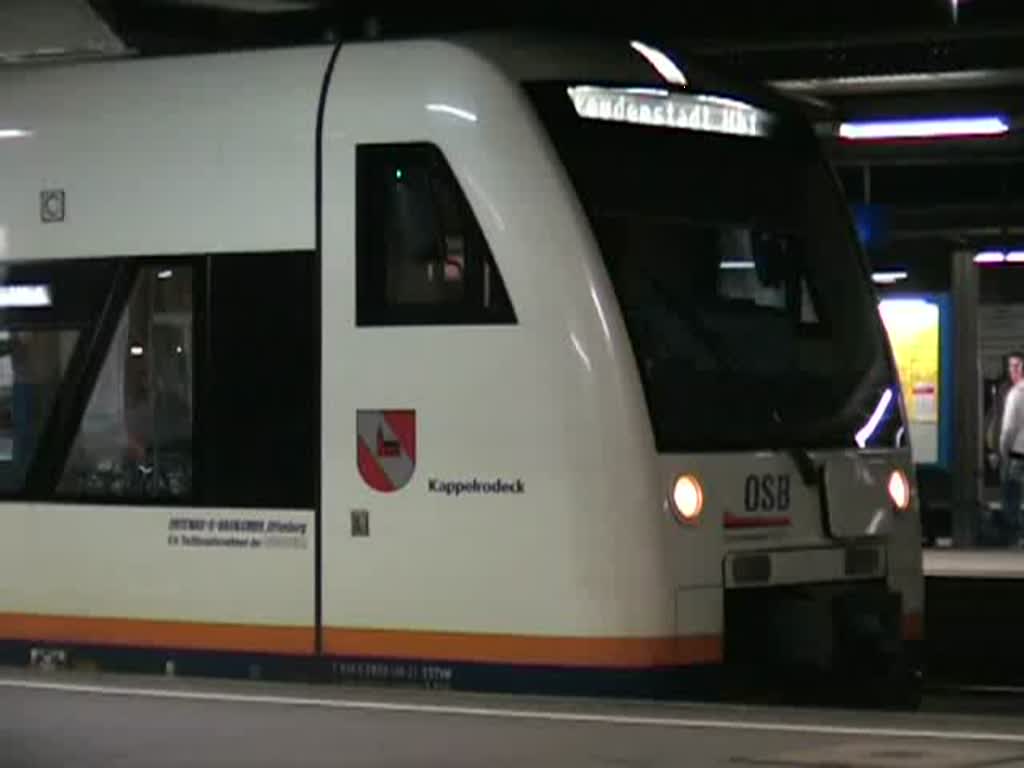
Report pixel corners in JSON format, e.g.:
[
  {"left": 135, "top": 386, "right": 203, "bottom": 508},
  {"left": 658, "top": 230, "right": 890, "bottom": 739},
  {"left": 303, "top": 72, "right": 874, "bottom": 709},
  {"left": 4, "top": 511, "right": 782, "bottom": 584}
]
[
  {"left": 922, "top": 546, "right": 1024, "bottom": 687},
  {"left": 1, "top": 670, "right": 1023, "bottom": 767},
  {"left": 924, "top": 547, "right": 1024, "bottom": 579}
]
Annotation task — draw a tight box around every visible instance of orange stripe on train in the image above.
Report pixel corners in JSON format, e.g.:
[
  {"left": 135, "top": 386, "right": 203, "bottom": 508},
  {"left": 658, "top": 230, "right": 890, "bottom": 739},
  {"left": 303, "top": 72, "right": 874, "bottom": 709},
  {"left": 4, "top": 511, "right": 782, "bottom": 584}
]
[
  {"left": 0, "top": 613, "right": 722, "bottom": 668},
  {"left": 323, "top": 628, "right": 722, "bottom": 668},
  {"left": 0, "top": 613, "right": 314, "bottom": 655}
]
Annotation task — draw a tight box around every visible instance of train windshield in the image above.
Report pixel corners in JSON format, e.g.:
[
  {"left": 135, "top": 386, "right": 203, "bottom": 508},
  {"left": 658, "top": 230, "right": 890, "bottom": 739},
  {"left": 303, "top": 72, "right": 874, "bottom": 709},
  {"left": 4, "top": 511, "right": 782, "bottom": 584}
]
[{"left": 526, "top": 83, "right": 903, "bottom": 452}]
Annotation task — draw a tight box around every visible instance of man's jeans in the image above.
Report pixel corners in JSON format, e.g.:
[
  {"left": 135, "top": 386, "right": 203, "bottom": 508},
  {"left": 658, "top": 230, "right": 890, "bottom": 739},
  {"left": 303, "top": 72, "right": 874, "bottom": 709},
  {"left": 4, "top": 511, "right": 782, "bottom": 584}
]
[{"left": 999, "top": 457, "right": 1024, "bottom": 544}]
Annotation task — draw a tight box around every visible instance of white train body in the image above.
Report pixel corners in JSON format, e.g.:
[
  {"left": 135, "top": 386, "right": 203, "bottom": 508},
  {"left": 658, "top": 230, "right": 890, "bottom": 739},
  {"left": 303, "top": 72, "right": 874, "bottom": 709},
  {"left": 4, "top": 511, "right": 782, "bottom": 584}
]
[{"left": 0, "top": 34, "right": 922, "bottom": 691}]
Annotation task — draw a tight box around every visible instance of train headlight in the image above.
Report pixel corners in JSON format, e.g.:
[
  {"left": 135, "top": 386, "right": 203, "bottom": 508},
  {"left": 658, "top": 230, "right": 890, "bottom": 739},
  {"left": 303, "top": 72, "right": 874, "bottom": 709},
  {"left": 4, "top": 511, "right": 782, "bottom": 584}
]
[
  {"left": 672, "top": 474, "right": 704, "bottom": 524},
  {"left": 888, "top": 469, "right": 911, "bottom": 511}
]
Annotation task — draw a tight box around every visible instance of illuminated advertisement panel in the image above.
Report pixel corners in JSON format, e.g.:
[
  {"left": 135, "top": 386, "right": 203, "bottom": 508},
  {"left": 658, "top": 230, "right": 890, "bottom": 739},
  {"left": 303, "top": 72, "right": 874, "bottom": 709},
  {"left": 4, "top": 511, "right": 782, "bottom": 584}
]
[{"left": 879, "top": 298, "right": 943, "bottom": 465}]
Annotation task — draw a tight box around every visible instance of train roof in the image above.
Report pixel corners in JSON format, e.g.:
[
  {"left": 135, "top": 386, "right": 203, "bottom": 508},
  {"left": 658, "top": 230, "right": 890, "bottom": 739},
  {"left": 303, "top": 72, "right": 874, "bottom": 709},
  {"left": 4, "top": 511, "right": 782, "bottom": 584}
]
[
  {"left": 0, "top": 32, "right": 807, "bottom": 263},
  {"left": 0, "top": 29, "right": 800, "bottom": 116}
]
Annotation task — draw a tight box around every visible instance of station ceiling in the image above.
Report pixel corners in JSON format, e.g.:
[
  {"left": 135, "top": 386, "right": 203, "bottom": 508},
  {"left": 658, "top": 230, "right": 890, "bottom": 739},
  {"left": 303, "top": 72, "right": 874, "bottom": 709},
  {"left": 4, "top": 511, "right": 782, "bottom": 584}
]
[
  {"left": 60, "top": 2, "right": 1024, "bottom": 281},
  {"left": 81, "top": 1, "right": 1024, "bottom": 58}
]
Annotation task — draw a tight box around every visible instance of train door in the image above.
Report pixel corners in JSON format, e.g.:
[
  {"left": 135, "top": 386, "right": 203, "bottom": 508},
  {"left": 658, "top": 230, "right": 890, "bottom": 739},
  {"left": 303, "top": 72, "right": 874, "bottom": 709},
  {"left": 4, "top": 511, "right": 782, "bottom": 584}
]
[{"left": 317, "top": 45, "right": 519, "bottom": 670}]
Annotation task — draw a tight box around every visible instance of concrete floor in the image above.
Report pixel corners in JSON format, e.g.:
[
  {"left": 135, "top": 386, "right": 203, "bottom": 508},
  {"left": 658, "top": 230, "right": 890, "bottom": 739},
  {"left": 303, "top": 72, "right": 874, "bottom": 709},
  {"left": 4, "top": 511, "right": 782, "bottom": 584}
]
[{"left": 1, "top": 671, "right": 1023, "bottom": 767}]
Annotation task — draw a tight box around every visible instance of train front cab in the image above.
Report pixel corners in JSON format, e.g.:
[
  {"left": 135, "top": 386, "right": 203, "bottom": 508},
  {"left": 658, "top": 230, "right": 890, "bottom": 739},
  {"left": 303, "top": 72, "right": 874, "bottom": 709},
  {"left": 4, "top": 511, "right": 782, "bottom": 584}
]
[
  {"left": 315, "top": 37, "right": 923, "bottom": 702},
  {"left": 711, "top": 454, "right": 923, "bottom": 703},
  {"left": 516, "top": 56, "right": 925, "bottom": 701}
]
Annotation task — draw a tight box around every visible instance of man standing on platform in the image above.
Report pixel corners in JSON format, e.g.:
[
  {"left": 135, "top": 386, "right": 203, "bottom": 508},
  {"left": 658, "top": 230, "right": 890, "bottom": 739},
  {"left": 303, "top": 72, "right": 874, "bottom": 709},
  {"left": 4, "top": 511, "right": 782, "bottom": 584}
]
[{"left": 996, "top": 352, "right": 1024, "bottom": 545}]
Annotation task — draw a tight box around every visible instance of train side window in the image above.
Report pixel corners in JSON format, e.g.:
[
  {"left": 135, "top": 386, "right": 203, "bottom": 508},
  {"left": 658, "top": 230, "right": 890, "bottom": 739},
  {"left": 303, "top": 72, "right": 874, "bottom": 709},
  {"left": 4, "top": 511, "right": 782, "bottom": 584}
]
[
  {"left": 0, "top": 260, "right": 116, "bottom": 497},
  {"left": 356, "top": 143, "right": 516, "bottom": 326},
  {"left": 57, "top": 266, "right": 194, "bottom": 500},
  {"left": 0, "top": 329, "right": 80, "bottom": 493}
]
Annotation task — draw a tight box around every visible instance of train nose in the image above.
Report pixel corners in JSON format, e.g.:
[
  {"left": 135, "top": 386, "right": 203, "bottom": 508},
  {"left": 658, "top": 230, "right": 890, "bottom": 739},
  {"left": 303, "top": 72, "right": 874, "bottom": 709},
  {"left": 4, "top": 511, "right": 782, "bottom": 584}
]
[{"left": 724, "top": 582, "right": 921, "bottom": 707}]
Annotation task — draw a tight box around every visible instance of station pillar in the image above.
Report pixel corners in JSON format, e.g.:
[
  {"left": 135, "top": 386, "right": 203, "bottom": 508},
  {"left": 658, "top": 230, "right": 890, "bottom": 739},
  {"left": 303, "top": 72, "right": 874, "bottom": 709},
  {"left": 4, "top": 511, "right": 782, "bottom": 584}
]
[{"left": 951, "top": 248, "right": 981, "bottom": 547}]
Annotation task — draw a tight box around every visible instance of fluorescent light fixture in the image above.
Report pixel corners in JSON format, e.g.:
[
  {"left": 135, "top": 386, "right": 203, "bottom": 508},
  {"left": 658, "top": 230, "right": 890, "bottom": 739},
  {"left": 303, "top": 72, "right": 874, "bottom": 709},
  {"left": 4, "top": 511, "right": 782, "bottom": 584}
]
[
  {"left": 630, "top": 41, "right": 688, "bottom": 87},
  {"left": 426, "top": 103, "right": 478, "bottom": 123},
  {"left": 0, "top": 129, "right": 31, "bottom": 140},
  {"left": 872, "top": 270, "right": 908, "bottom": 284},
  {"left": 720, "top": 260, "right": 755, "bottom": 270},
  {"left": 855, "top": 388, "right": 894, "bottom": 448},
  {"left": 157, "top": 269, "right": 173, "bottom": 279},
  {"left": 0, "top": 284, "right": 51, "bottom": 308},
  {"left": 839, "top": 116, "right": 1009, "bottom": 140},
  {"left": 130, "top": 345, "right": 144, "bottom": 357},
  {"left": 975, "top": 250, "right": 1006, "bottom": 264},
  {"left": 567, "top": 85, "right": 770, "bottom": 138},
  {"left": 973, "top": 250, "right": 1024, "bottom": 264}
]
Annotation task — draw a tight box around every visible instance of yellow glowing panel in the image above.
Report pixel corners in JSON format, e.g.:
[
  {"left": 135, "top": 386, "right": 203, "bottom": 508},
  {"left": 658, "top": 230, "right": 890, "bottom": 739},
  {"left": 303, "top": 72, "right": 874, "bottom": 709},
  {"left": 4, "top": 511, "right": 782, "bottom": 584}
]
[{"left": 879, "top": 299, "right": 940, "bottom": 424}]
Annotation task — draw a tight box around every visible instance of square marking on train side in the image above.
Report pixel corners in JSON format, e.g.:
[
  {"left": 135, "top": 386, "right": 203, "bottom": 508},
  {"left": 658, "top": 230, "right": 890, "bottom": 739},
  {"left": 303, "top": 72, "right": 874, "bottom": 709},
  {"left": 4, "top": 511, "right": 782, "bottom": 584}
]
[{"left": 40, "top": 189, "right": 65, "bottom": 223}]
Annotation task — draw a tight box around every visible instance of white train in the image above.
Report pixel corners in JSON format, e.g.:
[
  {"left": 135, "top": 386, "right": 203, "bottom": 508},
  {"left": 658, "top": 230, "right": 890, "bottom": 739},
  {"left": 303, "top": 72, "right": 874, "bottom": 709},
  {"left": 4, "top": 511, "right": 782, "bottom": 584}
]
[{"left": 0, "top": 32, "right": 922, "bottom": 700}]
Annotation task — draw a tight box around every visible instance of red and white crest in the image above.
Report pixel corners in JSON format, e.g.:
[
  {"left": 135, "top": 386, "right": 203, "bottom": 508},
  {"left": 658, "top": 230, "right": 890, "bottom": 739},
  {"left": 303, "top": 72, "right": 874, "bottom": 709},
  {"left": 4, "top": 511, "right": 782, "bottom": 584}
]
[{"left": 357, "top": 410, "right": 416, "bottom": 492}]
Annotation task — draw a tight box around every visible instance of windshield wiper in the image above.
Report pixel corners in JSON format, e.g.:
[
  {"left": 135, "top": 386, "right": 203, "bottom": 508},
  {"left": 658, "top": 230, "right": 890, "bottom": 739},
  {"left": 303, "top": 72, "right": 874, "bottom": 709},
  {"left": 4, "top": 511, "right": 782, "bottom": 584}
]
[
  {"left": 786, "top": 445, "right": 820, "bottom": 487},
  {"left": 769, "top": 406, "right": 820, "bottom": 487}
]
